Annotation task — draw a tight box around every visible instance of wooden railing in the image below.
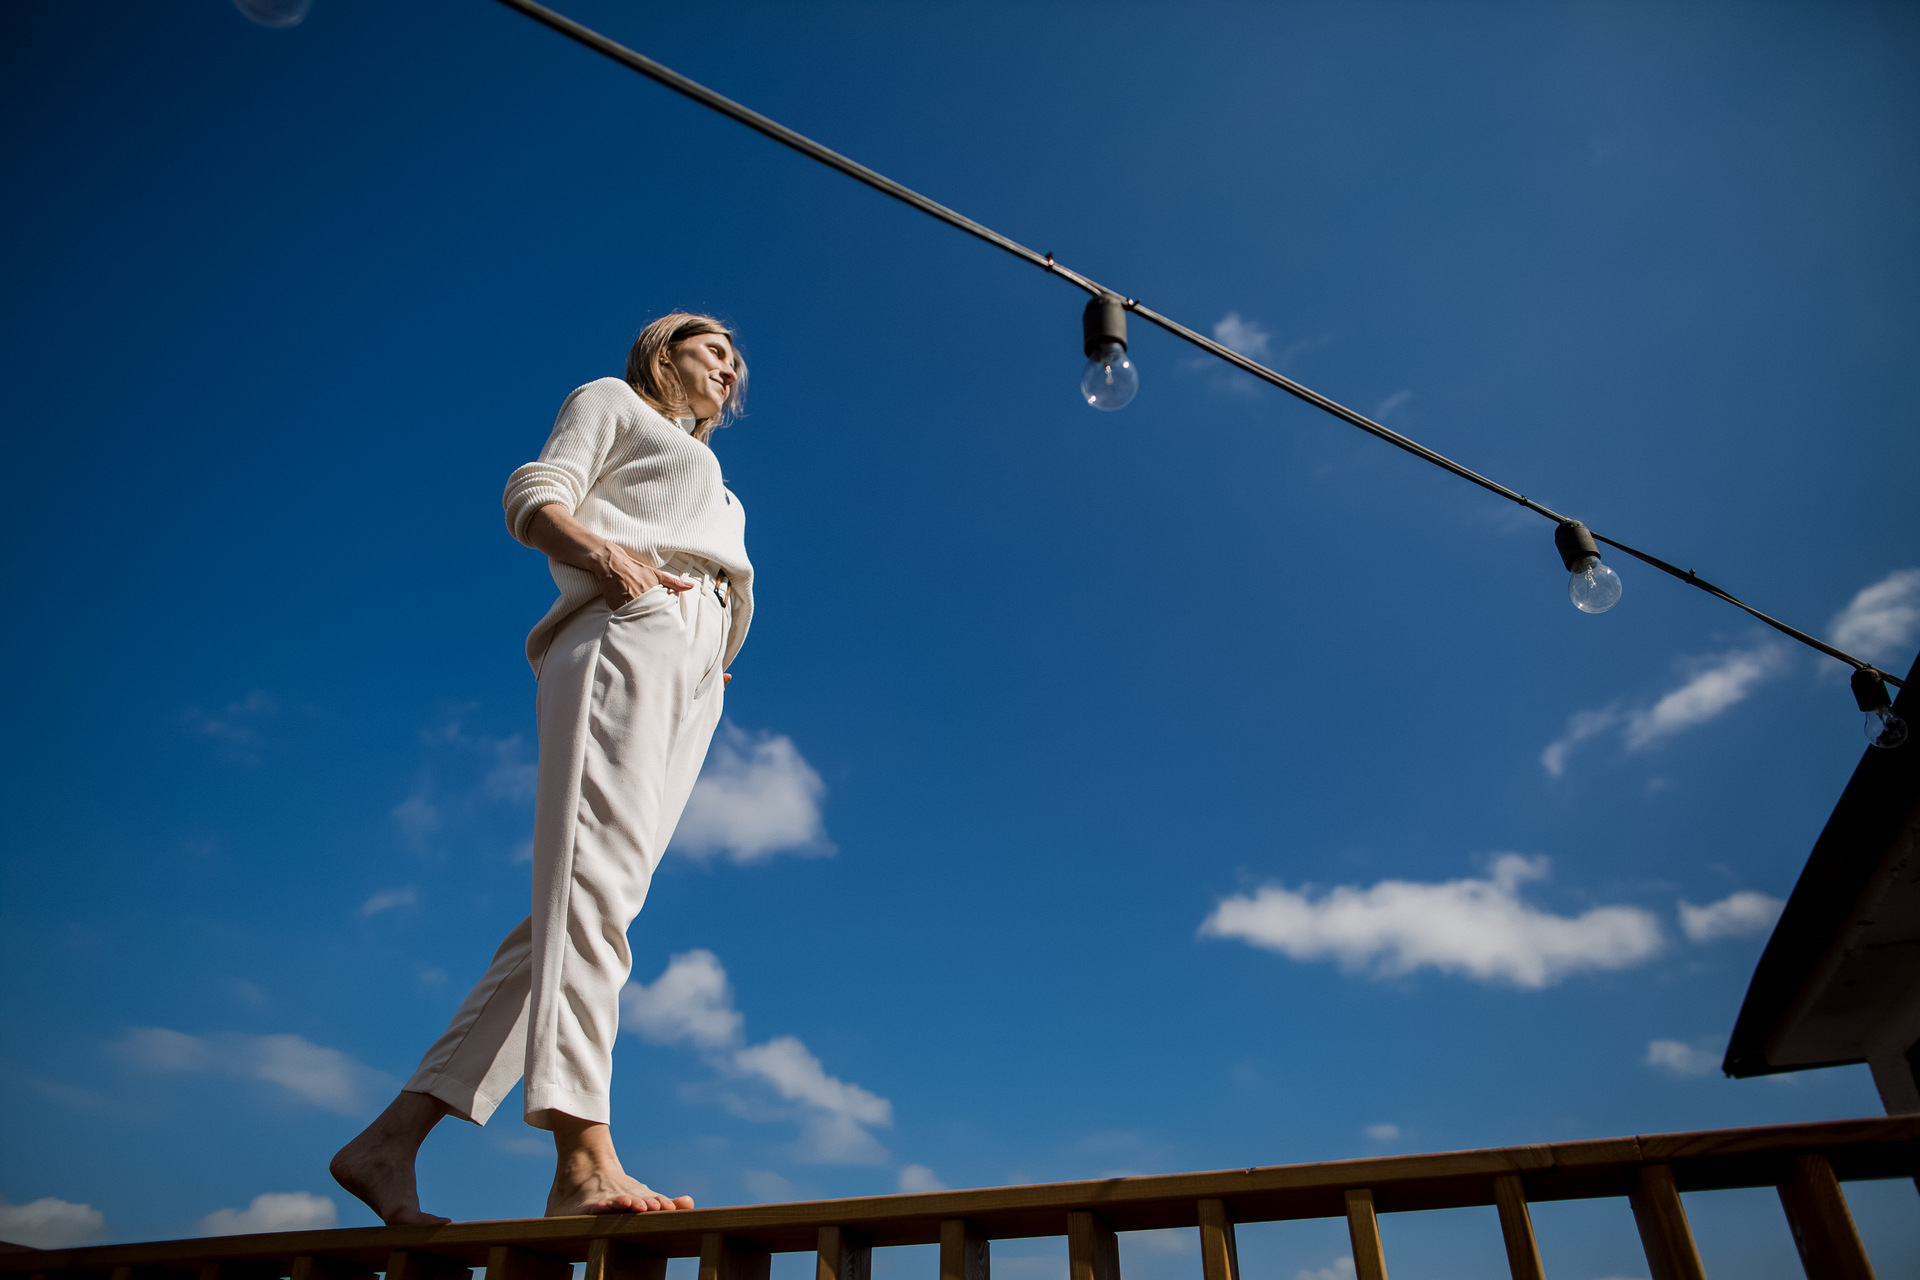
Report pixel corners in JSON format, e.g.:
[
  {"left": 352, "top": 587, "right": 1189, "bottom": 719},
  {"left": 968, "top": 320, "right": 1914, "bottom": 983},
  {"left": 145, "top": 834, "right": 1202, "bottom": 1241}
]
[{"left": 6, "top": 1118, "right": 1915, "bottom": 1280}]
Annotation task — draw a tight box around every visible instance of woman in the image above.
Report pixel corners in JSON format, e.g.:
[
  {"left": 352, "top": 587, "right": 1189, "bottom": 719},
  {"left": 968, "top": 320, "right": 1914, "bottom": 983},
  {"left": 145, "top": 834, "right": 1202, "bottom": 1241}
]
[{"left": 331, "top": 313, "right": 753, "bottom": 1224}]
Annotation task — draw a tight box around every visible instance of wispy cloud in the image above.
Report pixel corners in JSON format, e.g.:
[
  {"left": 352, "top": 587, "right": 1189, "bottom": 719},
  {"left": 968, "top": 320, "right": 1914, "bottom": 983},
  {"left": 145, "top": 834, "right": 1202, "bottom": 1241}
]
[
  {"left": 1645, "top": 1039, "right": 1720, "bottom": 1078},
  {"left": 1542, "top": 645, "right": 1787, "bottom": 774},
  {"left": 184, "top": 690, "right": 277, "bottom": 764},
  {"left": 1827, "top": 568, "right": 1920, "bottom": 672},
  {"left": 1677, "top": 890, "right": 1782, "bottom": 942},
  {"left": 0, "top": 1196, "right": 106, "bottom": 1249},
  {"left": 197, "top": 1192, "right": 336, "bottom": 1236},
  {"left": 1212, "top": 312, "right": 1273, "bottom": 361},
  {"left": 1623, "top": 646, "right": 1787, "bottom": 749},
  {"left": 1296, "top": 1259, "right": 1355, "bottom": 1280},
  {"left": 393, "top": 794, "right": 441, "bottom": 846},
  {"left": 622, "top": 950, "right": 891, "bottom": 1164},
  {"left": 1200, "top": 855, "right": 1664, "bottom": 988},
  {"left": 114, "top": 1028, "right": 392, "bottom": 1115},
  {"left": 1187, "top": 313, "right": 1329, "bottom": 393},
  {"left": 1372, "top": 390, "right": 1413, "bottom": 420},
  {"left": 672, "top": 724, "right": 833, "bottom": 864},
  {"left": 897, "top": 1164, "right": 945, "bottom": 1193},
  {"left": 358, "top": 887, "right": 417, "bottom": 917},
  {"left": 1362, "top": 1123, "right": 1400, "bottom": 1143}
]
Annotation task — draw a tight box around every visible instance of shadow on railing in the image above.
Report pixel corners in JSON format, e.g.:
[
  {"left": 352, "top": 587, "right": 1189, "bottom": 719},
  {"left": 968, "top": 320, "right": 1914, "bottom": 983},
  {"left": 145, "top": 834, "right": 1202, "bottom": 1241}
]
[{"left": 5, "top": 1117, "right": 1914, "bottom": 1280}]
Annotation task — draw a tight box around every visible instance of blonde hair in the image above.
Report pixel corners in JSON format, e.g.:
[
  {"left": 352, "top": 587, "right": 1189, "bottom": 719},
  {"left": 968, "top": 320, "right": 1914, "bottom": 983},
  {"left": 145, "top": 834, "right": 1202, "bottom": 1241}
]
[{"left": 624, "top": 312, "right": 747, "bottom": 442}]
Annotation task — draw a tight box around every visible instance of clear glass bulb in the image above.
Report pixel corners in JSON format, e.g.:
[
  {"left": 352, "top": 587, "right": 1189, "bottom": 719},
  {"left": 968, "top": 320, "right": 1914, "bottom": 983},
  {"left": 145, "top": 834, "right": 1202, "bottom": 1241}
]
[
  {"left": 1080, "top": 342, "right": 1138, "bottom": 410},
  {"left": 1865, "top": 707, "right": 1908, "bottom": 749},
  {"left": 1568, "top": 554, "right": 1623, "bottom": 613}
]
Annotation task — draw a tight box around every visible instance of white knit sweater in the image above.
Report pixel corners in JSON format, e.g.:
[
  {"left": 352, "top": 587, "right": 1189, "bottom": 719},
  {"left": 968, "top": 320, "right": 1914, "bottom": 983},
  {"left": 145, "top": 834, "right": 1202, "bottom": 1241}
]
[{"left": 503, "top": 377, "right": 754, "bottom": 673}]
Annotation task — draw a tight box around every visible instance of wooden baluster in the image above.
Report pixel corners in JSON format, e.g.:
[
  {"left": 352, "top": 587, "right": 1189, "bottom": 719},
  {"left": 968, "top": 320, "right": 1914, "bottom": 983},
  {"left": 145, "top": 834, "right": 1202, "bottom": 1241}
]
[
  {"left": 1492, "top": 1175, "right": 1545, "bottom": 1280},
  {"left": 386, "top": 1252, "right": 472, "bottom": 1280},
  {"left": 1628, "top": 1165, "right": 1707, "bottom": 1280},
  {"left": 1777, "top": 1152, "right": 1876, "bottom": 1280},
  {"left": 1197, "top": 1199, "right": 1238, "bottom": 1280},
  {"left": 700, "top": 1234, "right": 771, "bottom": 1280},
  {"left": 111, "top": 1267, "right": 136, "bottom": 1280},
  {"left": 939, "top": 1221, "right": 987, "bottom": 1280},
  {"left": 293, "top": 1257, "right": 376, "bottom": 1280},
  {"left": 1066, "top": 1212, "right": 1119, "bottom": 1280},
  {"left": 484, "top": 1247, "right": 571, "bottom": 1280},
  {"left": 585, "top": 1240, "right": 666, "bottom": 1280},
  {"left": 1343, "top": 1190, "right": 1388, "bottom": 1280},
  {"left": 818, "top": 1226, "right": 872, "bottom": 1280}
]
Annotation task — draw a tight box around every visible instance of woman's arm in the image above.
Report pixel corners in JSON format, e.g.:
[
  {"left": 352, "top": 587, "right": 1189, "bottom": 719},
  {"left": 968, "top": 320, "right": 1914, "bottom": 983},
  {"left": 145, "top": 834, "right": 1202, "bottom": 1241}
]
[{"left": 524, "top": 503, "right": 693, "bottom": 608}]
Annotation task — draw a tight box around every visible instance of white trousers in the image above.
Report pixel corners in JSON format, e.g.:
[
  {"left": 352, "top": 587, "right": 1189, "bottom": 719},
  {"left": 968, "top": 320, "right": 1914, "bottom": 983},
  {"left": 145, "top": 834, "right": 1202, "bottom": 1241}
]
[{"left": 403, "top": 579, "right": 728, "bottom": 1128}]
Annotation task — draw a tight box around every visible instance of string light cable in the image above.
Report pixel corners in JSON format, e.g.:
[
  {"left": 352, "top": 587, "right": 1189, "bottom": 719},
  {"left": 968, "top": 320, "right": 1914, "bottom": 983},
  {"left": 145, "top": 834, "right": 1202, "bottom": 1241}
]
[{"left": 487, "top": 0, "right": 1908, "bottom": 746}]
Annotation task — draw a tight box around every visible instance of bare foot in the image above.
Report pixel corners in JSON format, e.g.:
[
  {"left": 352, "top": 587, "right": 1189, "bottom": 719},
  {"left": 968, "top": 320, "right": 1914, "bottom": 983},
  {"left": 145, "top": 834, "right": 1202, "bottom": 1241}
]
[
  {"left": 545, "top": 1114, "right": 693, "bottom": 1216},
  {"left": 331, "top": 1091, "right": 454, "bottom": 1227}
]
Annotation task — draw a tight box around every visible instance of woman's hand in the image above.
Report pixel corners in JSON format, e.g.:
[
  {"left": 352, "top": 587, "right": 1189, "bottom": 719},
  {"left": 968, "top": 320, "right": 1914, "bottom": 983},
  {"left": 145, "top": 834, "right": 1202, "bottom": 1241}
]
[
  {"left": 525, "top": 503, "right": 692, "bottom": 607},
  {"left": 587, "top": 542, "right": 694, "bottom": 608}
]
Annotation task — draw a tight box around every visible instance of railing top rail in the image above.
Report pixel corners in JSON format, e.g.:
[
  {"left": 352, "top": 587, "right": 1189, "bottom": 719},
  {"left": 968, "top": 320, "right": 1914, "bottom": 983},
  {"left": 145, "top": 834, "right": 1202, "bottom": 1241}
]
[{"left": 7, "top": 1116, "right": 1914, "bottom": 1272}]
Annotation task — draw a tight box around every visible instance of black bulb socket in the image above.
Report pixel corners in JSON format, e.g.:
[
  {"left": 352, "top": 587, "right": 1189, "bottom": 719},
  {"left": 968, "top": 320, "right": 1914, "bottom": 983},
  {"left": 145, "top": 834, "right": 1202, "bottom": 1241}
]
[
  {"left": 1554, "top": 521, "right": 1602, "bottom": 572},
  {"left": 1083, "top": 294, "right": 1128, "bottom": 358},
  {"left": 1851, "top": 668, "right": 1894, "bottom": 714}
]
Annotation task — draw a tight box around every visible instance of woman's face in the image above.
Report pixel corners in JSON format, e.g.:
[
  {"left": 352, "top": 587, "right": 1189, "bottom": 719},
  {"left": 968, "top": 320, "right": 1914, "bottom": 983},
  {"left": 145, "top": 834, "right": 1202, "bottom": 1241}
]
[{"left": 669, "top": 332, "right": 738, "bottom": 420}]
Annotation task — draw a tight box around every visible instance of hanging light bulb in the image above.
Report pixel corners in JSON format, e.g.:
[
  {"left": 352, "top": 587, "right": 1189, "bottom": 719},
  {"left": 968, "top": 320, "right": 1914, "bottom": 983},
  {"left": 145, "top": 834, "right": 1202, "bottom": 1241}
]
[
  {"left": 1080, "top": 294, "right": 1138, "bottom": 410},
  {"left": 1850, "top": 669, "right": 1908, "bottom": 749},
  {"left": 1553, "top": 521, "right": 1623, "bottom": 613}
]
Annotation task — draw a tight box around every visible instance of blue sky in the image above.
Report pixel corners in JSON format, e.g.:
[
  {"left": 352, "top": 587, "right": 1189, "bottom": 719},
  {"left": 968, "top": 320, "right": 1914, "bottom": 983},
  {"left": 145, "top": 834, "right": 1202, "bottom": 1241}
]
[{"left": 2, "top": 1, "right": 1917, "bottom": 1277}]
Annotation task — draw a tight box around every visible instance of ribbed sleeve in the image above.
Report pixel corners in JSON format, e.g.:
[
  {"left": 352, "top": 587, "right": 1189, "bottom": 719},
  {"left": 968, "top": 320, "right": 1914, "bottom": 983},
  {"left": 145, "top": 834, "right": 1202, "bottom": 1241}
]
[{"left": 502, "top": 378, "right": 626, "bottom": 543}]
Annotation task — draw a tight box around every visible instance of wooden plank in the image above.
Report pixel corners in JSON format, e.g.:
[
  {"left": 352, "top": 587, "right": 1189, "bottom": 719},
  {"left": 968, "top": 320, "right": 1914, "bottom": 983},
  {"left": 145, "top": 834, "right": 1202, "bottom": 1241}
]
[
  {"left": 815, "top": 1227, "right": 870, "bottom": 1280},
  {"left": 1195, "top": 1200, "right": 1237, "bottom": 1280},
  {"left": 2, "top": 1120, "right": 1914, "bottom": 1275},
  {"left": 1777, "top": 1153, "right": 1876, "bottom": 1280},
  {"left": 697, "top": 1235, "right": 769, "bottom": 1280},
  {"left": 1342, "top": 1190, "right": 1387, "bottom": 1280},
  {"left": 1628, "top": 1166, "right": 1706, "bottom": 1280},
  {"left": 483, "top": 1247, "right": 569, "bottom": 1280},
  {"left": 584, "top": 1240, "right": 666, "bottom": 1280},
  {"left": 1491, "top": 1175, "right": 1544, "bottom": 1280},
  {"left": 937, "top": 1221, "right": 986, "bottom": 1280},
  {"left": 1065, "top": 1213, "right": 1117, "bottom": 1280}
]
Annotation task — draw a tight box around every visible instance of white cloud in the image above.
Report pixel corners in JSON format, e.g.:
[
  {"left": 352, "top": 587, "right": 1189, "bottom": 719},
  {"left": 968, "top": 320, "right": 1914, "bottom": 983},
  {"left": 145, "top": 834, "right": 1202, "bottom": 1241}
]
[
  {"left": 392, "top": 793, "right": 441, "bottom": 845},
  {"left": 1645, "top": 1039, "right": 1720, "bottom": 1078},
  {"left": 1678, "top": 891, "right": 1783, "bottom": 943},
  {"left": 483, "top": 735, "right": 538, "bottom": 803},
  {"left": 742, "top": 1170, "right": 799, "bottom": 1202},
  {"left": 197, "top": 1192, "right": 336, "bottom": 1236},
  {"left": 0, "top": 1196, "right": 106, "bottom": 1249},
  {"left": 1200, "top": 855, "right": 1664, "bottom": 989},
  {"left": 1373, "top": 390, "right": 1412, "bottom": 420},
  {"left": 1624, "top": 646, "right": 1787, "bottom": 749},
  {"left": 1828, "top": 569, "right": 1920, "bottom": 670},
  {"left": 621, "top": 950, "right": 891, "bottom": 1164},
  {"left": 735, "top": 1036, "right": 893, "bottom": 1164},
  {"left": 623, "top": 949, "right": 744, "bottom": 1050},
  {"left": 672, "top": 724, "right": 832, "bottom": 864},
  {"left": 897, "top": 1164, "right": 945, "bottom": 1193},
  {"left": 185, "top": 690, "right": 277, "bottom": 763},
  {"left": 1542, "top": 646, "right": 1786, "bottom": 774},
  {"left": 1541, "top": 705, "right": 1622, "bottom": 777},
  {"left": 1362, "top": 1123, "right": 1400, "bottom": 1142},
  {"left": 1297, "top": 1260, "right": 1355, "bottom": 1280},
  {"left": 358, "top": 887, "right": 417, "bottom": 917},
  {"left": 115, "top": 1028, "right": 392, "bottom": 1115},
  {"left": 1212, "top": 312, "right": 1273, "bottom": 361}
]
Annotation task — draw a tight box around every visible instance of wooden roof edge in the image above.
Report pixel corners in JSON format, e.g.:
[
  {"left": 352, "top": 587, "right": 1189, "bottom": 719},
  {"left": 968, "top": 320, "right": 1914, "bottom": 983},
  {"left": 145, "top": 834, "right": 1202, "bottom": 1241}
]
[{"left": 1723, "top": 648, "right": 1920, "bottom": 1079}]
